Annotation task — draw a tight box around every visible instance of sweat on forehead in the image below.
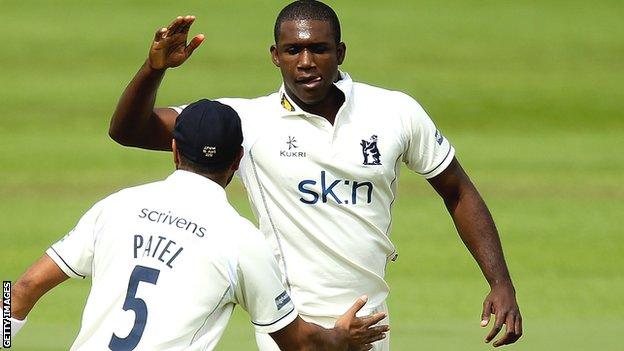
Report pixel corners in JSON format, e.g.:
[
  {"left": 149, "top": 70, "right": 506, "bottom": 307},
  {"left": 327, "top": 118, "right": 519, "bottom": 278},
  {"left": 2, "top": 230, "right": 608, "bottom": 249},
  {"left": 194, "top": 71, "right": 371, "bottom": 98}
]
[{"left": 274, "top": 0, "right": 341, "bottom": 43}]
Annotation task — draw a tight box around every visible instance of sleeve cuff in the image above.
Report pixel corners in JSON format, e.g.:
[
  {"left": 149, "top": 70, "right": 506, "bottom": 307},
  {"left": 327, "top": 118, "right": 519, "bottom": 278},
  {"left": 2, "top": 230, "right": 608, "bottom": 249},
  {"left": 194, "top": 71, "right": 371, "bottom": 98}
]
[
  {"left": 422, "top": 145, "right": 455, "bottom": 179},
  {"left": 10, "top": 317, "right": 27, "bottom": 338},
  {"left": 45, "top": 247, "right": 87, "bottom": 279},
  {"left": 169, "top": 105, "right": 188, "bottom": 114},
  {"left": 252, "top": 307, "right": 298, "bottom": 334}
]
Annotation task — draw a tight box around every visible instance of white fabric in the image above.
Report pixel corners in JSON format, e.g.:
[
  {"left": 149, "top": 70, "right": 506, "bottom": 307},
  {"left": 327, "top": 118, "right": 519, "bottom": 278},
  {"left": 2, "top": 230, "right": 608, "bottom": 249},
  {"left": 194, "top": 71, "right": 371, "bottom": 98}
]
[
  {"left": 10, "top": 317, "right": 27, "bottom": 338},
  {"left": 47, "top": 170, "right": 296, "bottom": 350},
  {"left": 171, "top": 72, "right": 454, "bottom": 320}
]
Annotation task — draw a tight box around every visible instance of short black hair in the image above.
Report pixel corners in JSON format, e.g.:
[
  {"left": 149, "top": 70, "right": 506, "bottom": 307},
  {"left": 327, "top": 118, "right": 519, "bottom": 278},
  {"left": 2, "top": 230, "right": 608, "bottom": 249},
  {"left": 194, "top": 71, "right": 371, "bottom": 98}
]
[{"left": 274, "top": 0, "right": 341, "bottom": 44}]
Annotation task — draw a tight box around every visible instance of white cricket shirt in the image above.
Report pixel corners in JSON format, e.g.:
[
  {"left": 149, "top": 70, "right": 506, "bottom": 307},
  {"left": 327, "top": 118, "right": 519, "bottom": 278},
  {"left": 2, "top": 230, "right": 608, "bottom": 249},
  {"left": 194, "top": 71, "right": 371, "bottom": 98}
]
[
  {"left": 46, "top": 170, "right": 296, "bottom": 351},
  {"left": 172, "top": 72, "right": 455, "bottom": 318}
]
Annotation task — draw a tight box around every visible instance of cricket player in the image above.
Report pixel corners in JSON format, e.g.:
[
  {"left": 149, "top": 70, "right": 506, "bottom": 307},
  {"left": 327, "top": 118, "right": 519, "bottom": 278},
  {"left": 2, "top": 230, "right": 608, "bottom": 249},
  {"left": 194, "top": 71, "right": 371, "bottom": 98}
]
[
  {"left": 8, "top": 100, "right": 388, "bottom": 350},
  {"left": 108, "top": 1, "right": 523, "bottom": 349}
]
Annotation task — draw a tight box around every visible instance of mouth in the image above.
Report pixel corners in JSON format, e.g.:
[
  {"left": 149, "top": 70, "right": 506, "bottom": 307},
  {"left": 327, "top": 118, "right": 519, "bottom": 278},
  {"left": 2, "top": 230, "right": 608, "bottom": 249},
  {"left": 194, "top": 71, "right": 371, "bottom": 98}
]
[{"left": 295, "top": 76, "right": 322, "bottom": 89}]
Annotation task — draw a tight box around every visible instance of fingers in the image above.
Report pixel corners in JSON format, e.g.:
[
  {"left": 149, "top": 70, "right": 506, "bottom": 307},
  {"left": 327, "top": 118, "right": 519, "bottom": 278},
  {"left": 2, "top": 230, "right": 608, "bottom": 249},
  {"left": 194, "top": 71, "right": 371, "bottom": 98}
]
[
  {"left": 492, "top": 314, "right": 522, "bottom": 347},
  {"left": 364, "top": 331, "right": 387, "bottom": 345},
  {"left": 167, "top": 16, "right": 184, "bottom": 34},
  {"left": 163, "top": 15, "right": 196, "bottom": 38},
  {"left": 179, "top": 16, "right": 195, "bottom": 34},
  {"left": 484, "top": 311, "right": 505, "bottom": 343},
  {"left": 345, "top": 295, "right": 368, "bottom": 317},
  {"left": 481, "top": 299, "right": 492, "bottom": 327},
  {"left": 363, "top": 325, "right": 389, "bottom": 343},
  {"left": 359, "top": 311, "right": 387, "bottom": 328},
  {"left": 185, "top": 34, "right": 205, "bottom": 56},
  {"left": 154, "top": 27, "right": 167, "bottom": 42},
  {"left": 515, "top": 314, "right": 523, "bottom": 336},
  {"left": 170, "top": 15, "right": 195, "bottom": 35}
]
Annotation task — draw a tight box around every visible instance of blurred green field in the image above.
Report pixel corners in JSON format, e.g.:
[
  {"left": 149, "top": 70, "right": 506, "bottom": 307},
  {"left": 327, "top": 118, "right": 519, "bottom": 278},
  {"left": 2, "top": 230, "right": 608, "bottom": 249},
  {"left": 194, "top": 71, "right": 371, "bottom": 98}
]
[{"left": 1, "top": 0, "right": 622, "bottom": 350}]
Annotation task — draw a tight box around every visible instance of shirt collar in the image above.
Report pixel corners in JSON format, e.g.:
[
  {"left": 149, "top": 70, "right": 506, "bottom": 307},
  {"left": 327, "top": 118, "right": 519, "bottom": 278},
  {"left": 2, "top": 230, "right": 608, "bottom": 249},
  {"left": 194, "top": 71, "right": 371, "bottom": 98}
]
[
  {"left": 277, "top": 71, "right": 354, "bottom": 117},
  {"left": 165, "top": 170, "right": 227, "bottom": 199}
]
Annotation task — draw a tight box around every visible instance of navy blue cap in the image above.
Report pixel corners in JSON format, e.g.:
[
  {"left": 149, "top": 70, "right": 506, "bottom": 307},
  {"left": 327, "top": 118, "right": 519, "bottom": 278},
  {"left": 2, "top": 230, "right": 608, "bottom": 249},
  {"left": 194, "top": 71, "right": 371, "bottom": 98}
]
[{"left": 173, "top": 99, "right": 243, "bottom": 168}]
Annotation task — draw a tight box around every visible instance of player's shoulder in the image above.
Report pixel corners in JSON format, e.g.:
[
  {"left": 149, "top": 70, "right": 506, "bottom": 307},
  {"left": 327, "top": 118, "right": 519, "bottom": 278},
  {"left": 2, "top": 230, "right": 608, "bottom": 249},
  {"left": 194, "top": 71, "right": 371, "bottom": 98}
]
[
  {"left": 352, "top": 81, "right": 419, "bottom": 107},
  {"left": 217, "top": 92, "right": 280, "bottom": 114},
  {"left": 96, "top": 180, "right": 167, "bottom": 210}
]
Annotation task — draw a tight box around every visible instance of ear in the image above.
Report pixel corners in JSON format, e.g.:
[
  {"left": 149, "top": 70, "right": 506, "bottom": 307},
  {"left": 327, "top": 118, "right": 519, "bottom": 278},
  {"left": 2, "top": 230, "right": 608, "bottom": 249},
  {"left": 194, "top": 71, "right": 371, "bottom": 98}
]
[
  {"left": 336, "top": 42, "right": 346, "bottom": 65},
  {"left": 270, "top": 45, "right": 280, "bottom": 67},
  {"left": 172, "top": 139, "right": 180, "bottom": 168},
  {"left": 231, "top": 147, "right": 244, "bottom": 171}
]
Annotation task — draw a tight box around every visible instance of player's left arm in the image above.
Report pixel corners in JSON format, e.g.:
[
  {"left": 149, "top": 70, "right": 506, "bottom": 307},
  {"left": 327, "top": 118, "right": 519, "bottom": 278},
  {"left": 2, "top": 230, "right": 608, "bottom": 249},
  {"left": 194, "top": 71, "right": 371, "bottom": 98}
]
[
  {"left": 428, "top": 157, "right": 522, "bottom": 347},
  {"left": 10, "top": 254, "right": 69, "bottom": 335}
]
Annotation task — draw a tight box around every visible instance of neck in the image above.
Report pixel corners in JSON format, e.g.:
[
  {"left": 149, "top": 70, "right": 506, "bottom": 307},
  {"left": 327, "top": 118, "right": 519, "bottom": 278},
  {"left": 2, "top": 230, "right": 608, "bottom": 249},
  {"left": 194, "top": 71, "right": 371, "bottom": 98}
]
[
  {"left": 290, "top": 86, "right": 345, "bottom": 125},
  {"left": 177, "top": 167, "right": 229, "bottom": 188}
]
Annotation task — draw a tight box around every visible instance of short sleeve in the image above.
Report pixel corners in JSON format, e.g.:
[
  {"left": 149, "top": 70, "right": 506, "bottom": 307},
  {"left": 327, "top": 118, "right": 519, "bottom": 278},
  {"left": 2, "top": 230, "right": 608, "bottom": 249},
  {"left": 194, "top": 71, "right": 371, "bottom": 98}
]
[
  {"left": 402, "top": 96, "right": 455, "bottom": 179},
  {"left": 234, "top": 227, "right": 297, "bottom": 334},
  {"left": 169, "top": 104, "right": 189, "bottom": 115},
  {"left": 46, "top": 200, "right": 105, "bottom": 279}
]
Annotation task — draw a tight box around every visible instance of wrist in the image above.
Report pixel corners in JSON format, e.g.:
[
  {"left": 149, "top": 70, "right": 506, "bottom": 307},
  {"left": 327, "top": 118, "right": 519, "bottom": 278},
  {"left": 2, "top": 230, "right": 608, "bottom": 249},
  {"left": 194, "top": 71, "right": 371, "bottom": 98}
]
[
  {"left": 329, "top": 326, "right": 349, "bottom": 350},
  {"left": 142, "top": 59, "right": 167, "bottom": 75},
  {"left": 489, "top": 278, "right": 515, "bottom": 291}
]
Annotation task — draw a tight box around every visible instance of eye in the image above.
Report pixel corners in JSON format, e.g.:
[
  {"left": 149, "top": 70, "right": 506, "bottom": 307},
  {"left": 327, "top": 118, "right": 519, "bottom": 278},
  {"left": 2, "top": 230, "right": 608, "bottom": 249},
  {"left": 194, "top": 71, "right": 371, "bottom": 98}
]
[
  {"left": 286, "top": 46, "right": 301, "bottom": 55},
  {"left": 310, "top": 45, "right": 329, "bottom": 54}
]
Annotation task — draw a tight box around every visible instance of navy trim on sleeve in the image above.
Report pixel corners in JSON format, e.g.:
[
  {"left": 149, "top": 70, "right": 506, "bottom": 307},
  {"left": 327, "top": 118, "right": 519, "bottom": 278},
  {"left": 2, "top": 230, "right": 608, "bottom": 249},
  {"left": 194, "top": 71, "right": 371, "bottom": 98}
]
[
  {"left": 49, "top": 247, "right": 86, "bottom": 279},
  {"left": 251, "top": 307, "right": 296, "bottom": 327},
  {"left": 419, "top": 145, "right": 453, "bottom": 177}
]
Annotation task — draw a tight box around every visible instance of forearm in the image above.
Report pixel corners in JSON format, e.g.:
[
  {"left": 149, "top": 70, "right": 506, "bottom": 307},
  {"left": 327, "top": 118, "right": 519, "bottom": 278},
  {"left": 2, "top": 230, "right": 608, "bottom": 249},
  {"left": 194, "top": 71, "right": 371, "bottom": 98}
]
[
  {"left": 305, "top": 323, "right": 346, "bottom": 351},
  {"left": 108, "top": 61, "right": 168, "bottom": 149},
  {"left": 446, "top": 185, "right": 513, "bottom": 287},
  {"left": 271, "top": 316, "right": 347, "bottom": 351},
  {"left": 11, "top": 254, "right": 69, "bottom": 320}
]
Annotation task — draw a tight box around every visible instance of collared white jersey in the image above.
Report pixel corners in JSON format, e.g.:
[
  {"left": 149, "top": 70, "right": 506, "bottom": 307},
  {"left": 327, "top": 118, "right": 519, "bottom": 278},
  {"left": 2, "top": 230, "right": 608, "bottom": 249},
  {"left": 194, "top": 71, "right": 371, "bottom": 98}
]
[
  {"left": 172, "top": 72, "right": 455, "bottom": 318},
  {"left": 46, "top": 170, "right": 296, "bottom": 351}
]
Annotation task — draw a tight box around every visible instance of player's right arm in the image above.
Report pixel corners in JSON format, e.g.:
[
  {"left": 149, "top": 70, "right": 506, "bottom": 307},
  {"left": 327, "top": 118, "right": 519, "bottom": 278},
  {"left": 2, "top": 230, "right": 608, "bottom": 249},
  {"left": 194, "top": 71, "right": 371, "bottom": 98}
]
[
  {"left": 9, "top": 254, "right": 69, "bottom": 337},
  {"left": 108, "top": 16, "right": 204, "bottom": 150},
  {"left": 9, "top": 198, "right": 104, "bottom": 338}
]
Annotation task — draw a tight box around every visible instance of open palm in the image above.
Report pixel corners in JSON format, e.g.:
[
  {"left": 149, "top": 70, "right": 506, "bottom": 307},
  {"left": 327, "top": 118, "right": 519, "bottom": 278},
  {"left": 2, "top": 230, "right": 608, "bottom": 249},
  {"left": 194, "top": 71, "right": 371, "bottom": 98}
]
[{"left": 148, "top": 16, "right": 204, "bottom": 70}]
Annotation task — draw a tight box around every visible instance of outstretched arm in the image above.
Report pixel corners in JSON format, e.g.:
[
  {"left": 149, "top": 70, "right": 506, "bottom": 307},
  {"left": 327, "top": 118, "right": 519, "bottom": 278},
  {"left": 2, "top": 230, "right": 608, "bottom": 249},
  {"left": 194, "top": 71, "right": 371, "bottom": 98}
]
[
  {"left": 108, "top": 16, "right": 204, "bottom": 150},
  {"left": 270, "top": 297, "right": 388, "bottom": 351},
  {"left": 11, "top": 254, "right": 69, "bottom": 321},
  {"left": 428, "top": 157, "right": 522, "bottom": 347}
]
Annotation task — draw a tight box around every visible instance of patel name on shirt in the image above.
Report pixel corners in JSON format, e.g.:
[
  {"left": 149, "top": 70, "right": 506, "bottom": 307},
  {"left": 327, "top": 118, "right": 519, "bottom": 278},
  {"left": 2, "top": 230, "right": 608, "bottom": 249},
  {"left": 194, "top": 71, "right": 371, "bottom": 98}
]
[{"left": 132, "top": 208, "right": 209, "bottom": 269}]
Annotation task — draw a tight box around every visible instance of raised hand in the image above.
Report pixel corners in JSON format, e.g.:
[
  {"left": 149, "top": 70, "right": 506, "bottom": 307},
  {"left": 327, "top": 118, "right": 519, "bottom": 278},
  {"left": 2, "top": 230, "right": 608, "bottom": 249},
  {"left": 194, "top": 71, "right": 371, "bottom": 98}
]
[
  {"left": 334, "top": 296, "right": 389, "bottom": 351},
  {"left": 481, "top": 284, "right": 523, "bottom": 347},
  {"left": 148, "top": 16, "right": 204, "bottom": 70}
]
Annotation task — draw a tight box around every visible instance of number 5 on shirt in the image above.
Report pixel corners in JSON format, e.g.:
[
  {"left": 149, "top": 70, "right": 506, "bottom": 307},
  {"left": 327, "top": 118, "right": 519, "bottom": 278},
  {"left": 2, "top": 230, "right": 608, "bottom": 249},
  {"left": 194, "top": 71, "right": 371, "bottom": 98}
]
[{"left": 109, "top": 265, "right": 160, "bottom": 351}]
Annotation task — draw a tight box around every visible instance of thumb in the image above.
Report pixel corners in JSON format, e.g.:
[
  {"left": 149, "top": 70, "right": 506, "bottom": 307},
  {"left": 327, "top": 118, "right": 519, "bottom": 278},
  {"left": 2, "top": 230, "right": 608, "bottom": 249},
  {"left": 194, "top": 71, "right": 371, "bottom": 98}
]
[
  {"left": 481, "top": 300, "right": 492, "bottom": 327},
  {"left": 185, "top": 34, "right": 205, "bottom": 56},
  {"left": 345, "top": 295, "right": 368, "bottom": 317}
]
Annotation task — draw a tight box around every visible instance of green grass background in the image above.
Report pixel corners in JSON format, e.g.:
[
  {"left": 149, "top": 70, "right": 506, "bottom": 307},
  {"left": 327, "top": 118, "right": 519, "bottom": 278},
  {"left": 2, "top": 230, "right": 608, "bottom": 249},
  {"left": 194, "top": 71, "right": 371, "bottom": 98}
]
[{"left": 1, "top": 0, "right": 622, "bottom": 350}]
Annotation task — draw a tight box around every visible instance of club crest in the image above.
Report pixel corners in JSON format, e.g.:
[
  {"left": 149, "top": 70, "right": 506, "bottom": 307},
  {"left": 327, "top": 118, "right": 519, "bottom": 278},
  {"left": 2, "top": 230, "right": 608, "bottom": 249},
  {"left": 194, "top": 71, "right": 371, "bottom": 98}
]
[{"left": 360, "top": 135, "right": 382, "bottom": 165}]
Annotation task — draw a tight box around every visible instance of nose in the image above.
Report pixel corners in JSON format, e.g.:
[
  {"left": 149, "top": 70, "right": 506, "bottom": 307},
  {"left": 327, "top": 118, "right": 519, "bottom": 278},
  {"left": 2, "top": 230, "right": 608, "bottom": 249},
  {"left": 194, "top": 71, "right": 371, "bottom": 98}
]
[{"left": 297, "top": 49, "right": 315, "bottom": 69}]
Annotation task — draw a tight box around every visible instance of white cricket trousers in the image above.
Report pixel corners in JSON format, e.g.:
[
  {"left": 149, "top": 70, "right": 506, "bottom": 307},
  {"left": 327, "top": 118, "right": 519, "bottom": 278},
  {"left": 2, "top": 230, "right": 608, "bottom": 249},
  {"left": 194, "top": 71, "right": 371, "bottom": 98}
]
[{"left": 255, "top": 302, "right": 390, "bottom": 351}]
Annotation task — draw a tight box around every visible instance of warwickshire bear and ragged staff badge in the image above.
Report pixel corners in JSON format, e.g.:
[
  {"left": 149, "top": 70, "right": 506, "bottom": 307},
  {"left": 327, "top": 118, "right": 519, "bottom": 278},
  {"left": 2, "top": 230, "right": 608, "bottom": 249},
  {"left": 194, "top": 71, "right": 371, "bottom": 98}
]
[{"left": 360, "top": 135, "right": 382, "bottom": 165}]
